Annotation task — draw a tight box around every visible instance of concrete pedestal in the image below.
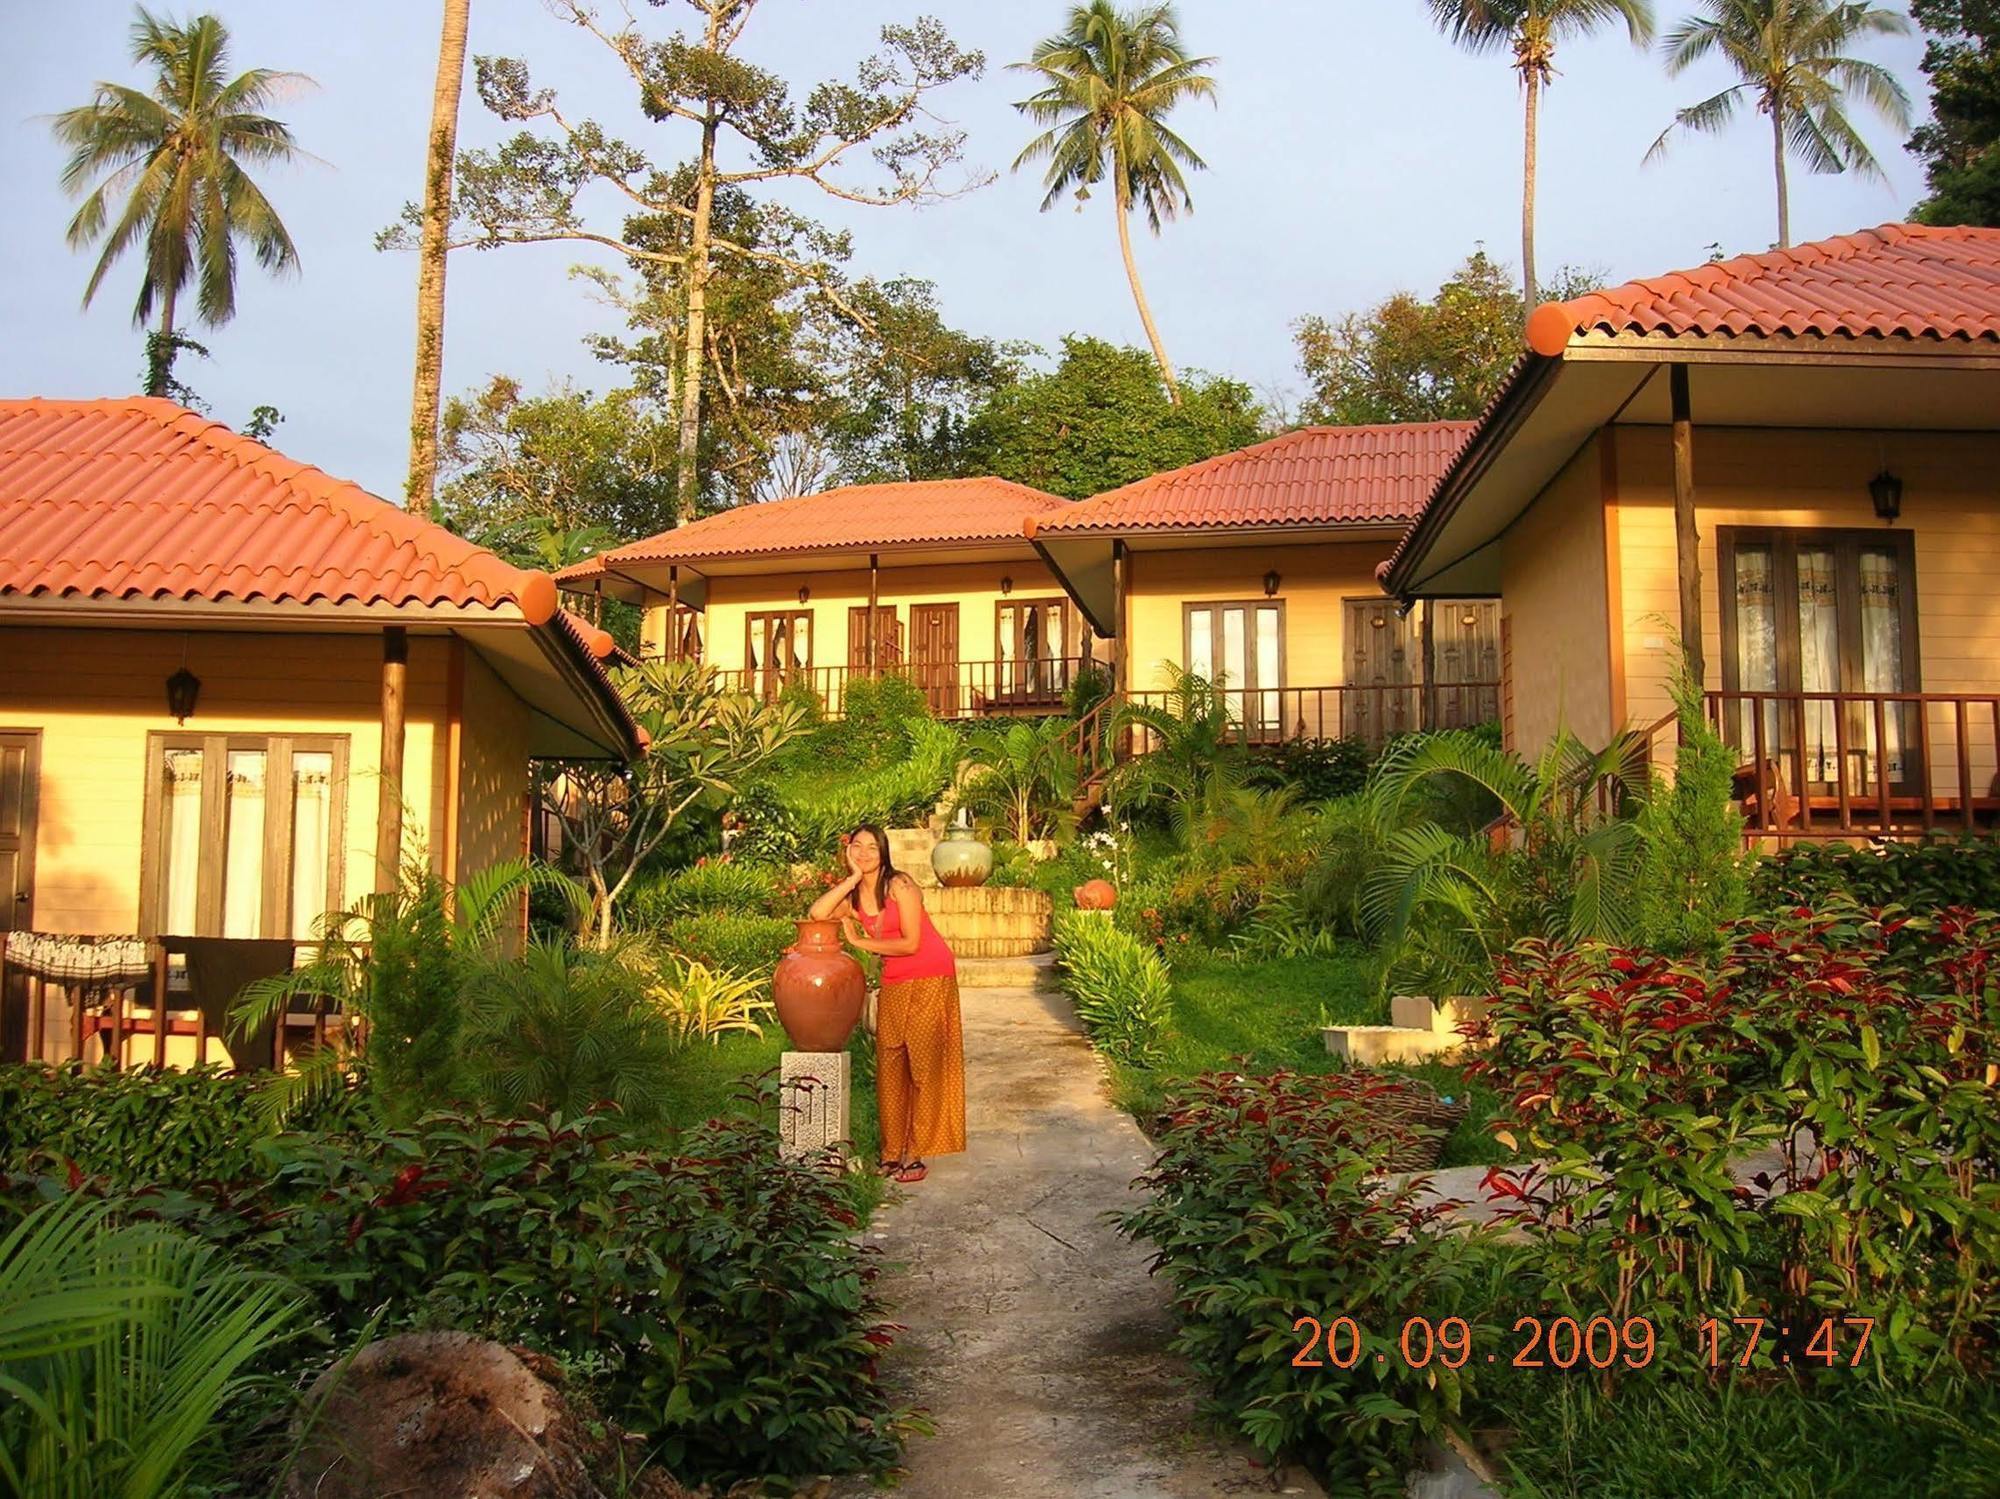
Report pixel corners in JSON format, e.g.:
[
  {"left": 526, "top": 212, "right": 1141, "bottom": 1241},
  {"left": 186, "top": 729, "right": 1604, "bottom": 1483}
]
[{"left": 779, "top": 1050, "right": 851, "bottom": 1161}]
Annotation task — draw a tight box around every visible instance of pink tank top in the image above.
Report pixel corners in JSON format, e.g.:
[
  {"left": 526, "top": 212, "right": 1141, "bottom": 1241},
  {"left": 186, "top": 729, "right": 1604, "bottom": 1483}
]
[{"left": 857, "top": 884, "right": 956, "bottom": 985}]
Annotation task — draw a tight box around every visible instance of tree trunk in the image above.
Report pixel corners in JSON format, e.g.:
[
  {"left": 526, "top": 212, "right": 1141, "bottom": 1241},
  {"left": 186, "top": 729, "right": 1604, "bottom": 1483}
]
[
  {"left": 146, "top": 285, "right": 179, "bottom": 399},
  {"left": 1521, "top": 70, "right": 1540, "bottom": 310},
  {"left": 1772, "top": 100, "right": 1790, "bottom": 249},
  {"left": 1113, "top": 154, "right": 1180, "bottom": 406},
  {"left": 673, "top": 113, "right": 718, "bottom": 527},
  {"left": 404, "top": 0, "right": 472, "bottom": 519}
]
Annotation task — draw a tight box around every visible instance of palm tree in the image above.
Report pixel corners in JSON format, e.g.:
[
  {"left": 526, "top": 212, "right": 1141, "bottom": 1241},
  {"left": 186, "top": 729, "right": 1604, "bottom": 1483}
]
[
  {"left": 50, "top": 8, "right": 308, "bottom": 398},
  {"left": 405, "top": 0, "right": 472, "bottom": 518},
  {"left": 1012, "top": 2, "right": 1217, "bottom": 404},
  {"left": 1426, "top": 0, "right": 1655, "bottom": 309},
  {"left": 1646, "top": 0, "right": 1911, "bottom": 248}
]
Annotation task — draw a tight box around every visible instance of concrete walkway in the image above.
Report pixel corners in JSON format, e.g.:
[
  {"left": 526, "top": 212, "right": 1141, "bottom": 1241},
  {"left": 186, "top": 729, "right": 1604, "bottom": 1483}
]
[{"left": 840, "top": 972, "right": 1321, "bottom": 1499}]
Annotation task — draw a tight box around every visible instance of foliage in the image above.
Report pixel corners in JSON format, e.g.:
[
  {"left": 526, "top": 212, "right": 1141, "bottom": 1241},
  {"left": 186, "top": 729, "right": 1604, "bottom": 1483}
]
[
  {"left": 0, "top": 1063, "right": 369, "bottom": 1190},
  {"left": 1473, "top": 904, "right": 2000, "bottom": 1376},
  {"left": 724, "top": 781, "right": 813, "bottom": 866},
  {"left": 1249, "top": 735, "right": 1374, "bottom": 803},
  {"left": 438, "top": 375, "right": 679, "bottom": 545},
  {"left": 1051, "top": 910, "right": 1173, "bottom": 1065},
  {"left": 1634, "top": 647, "right": 1748, "bottom": 951},
  {"left": 829, "top": 672, "right": 936, "bottom": 768},
  {"left": 1010, "top": 1, "right": 1218, "bottom": 400},
  {"left": 458, "top": 937, "right": 689, "bottom": 1126},
  {"left": 963, "top": 337, "right": 1264, "bottom": 499},
  {"left": 1066, "top": 659, "right": 1115, "bottom": 720},
  {"left": 1910, "top": 0, "right": 2000, "bottom": 226},
  {"left": 1751, "top": 835, "right": 2000, "bottom": 915},
  {"left": 1295, "top": 251, "right": 1598, "bottom": 426},
  {"left": 626, "top": 858, "right": 787, "bottom": 926},
  {"left": 541, "top": 659, "right": 807, "bottom": 944},
  {"left": 781, "top": 718, "right": 963, "bottom": 846},
  {"left": 0, "top": 1194, "right": 303, "bottom": 1499},
  {"left": 49, "top": 7, "right": 308, "bottom": 389},
  {"left": 1646, "top": 0, "right": 1912, "bottom": 245},
  {"left": 959, "top": 717, "right": 1082, "bottom": 844},
  {"left": 1109, "top": 663, "right": 1248, "bottom": 816},
  {"left": 1120, "top": 1069, "right": 1491, "bottom": 1487},
  {"left": 662, "top": 911, "right": 797, "bottom": 978},
  {"left": 649, "top": 959, "right": 774, "bottom": 1046}
]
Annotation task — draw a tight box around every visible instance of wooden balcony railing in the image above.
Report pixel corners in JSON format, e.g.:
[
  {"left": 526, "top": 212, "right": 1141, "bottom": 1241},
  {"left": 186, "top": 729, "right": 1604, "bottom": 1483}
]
[
  {"left": 1699, "top": 689, "right": 2000, "bottom": 840},
  {"left": 713, "top": 657, "right": 1105, "bottom": 720},
  {"left": 1118, "top": 682, "right": 1501, "bottom": 750}
]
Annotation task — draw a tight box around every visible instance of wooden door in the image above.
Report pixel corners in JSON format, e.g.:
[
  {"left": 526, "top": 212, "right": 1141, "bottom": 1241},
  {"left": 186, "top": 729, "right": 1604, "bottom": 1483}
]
[
  {"left": 0, "top": 732, "right": 38, "bottom": 933},
  {"left": 909, "top": 604, "right": 960, "bottom": 715},
  {"left": 1429, "top": 599, "right": 1501, "bottom": 730},
  {"left": 1344, "top": 599, "right": 1417, "bottom": 745},
  {"left": 847, "top": 606, "right": 901, "bottom": 674}
]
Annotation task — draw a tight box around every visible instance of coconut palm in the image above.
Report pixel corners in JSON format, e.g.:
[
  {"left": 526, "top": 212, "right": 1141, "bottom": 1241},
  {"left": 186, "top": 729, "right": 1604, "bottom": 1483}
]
[
  {"left": 1645, "top": 0, "right": 1911, "bottom": 248},
  {"left": 960, "top": 718, "right": 1084, "bottom": 844},
  {"left": 406, "top": 0, "right": 472, "bottom": 518},
  {"left": 1012, "top": 2, "right": 1217, "bottom": 404},
  {"left": 50, "top": 8, "right": 308, "bottom": 397},
  {"left": 1426, "top": 0, "right": 1656, "bottom": 309}
]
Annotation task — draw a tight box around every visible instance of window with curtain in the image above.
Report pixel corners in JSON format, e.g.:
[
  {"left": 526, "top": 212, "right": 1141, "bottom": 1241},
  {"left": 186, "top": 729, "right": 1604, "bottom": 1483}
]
[
  {"left": 1719, "top": 528, "right": 1920, "bottom": 793},
  {"left": 1184, "top": 601, "right": 1285, "bottom": 738},
  {"left": 146, "top": 735, "right": 348, "bottom": 939},
  {"left": 746, "top": 611, "right": 812, "bottom": 699},
  {"left": 996, "top": 598, "right": 1070, "bottom": 700}
]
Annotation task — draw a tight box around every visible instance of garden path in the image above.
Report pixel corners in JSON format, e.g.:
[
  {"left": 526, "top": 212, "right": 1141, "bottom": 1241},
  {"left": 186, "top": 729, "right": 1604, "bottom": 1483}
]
[{"left": 838, "top": 966, "right": 1321, "bottom": 1499}]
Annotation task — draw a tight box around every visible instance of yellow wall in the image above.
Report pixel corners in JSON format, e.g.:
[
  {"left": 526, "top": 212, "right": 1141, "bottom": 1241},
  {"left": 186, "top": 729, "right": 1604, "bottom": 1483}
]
[
  {"left": 1499, "top": 441, "right": 1616, "bottom": 752},
  {"left": 0, "top": 625, "right": 540, "bottom": 937},
  {"left": 1609, "top": 424, "right": 2000, "bottom": 797}
]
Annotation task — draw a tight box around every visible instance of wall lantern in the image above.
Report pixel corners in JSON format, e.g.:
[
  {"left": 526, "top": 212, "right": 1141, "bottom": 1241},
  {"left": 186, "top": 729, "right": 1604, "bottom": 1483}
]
[
  {"left": 165, "top": 666, "right": 201, "bottom": 724},
  {"left": 1263, "top": 569, "right": 1281, "bottom": 598},
  {"left": 999, "top": 575, "right": 1014, "bottom": 595},
  {"left": 797, "top": 584, "right": 811, "bottom": 605},
  {"left": 1869, "top": 470, "right": 1903, "bottom": 523}
]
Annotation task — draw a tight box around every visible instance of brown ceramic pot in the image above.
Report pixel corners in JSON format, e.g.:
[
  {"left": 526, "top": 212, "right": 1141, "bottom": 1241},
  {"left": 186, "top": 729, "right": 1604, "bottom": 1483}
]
[
  {"left": 772, "top": 919, "right": 867, "bottom": 1052},
  {"left": 1074, "top": 879, "right": 1118, "bottom": 911}
]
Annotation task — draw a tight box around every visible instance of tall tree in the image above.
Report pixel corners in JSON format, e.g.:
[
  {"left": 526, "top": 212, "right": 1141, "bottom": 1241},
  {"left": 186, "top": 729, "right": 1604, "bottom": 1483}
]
[
  {"left": 1426, "top": 0, "right": 1654, "bottom": 309},
  {"left": 1646, "top": 0, "right": 1911, "bottom": 248},
  {"left": 383, "top": 1, "right": 982, "bottom": 527},
  {"left": 1011, "top": 2, "right": 1217, "bottom": 405},
  {"left": 405, "top": 0, "right": 472, "bottom": 518},
  {"left": 51, "top": 7, "right": 309, "bottom": 398},
  {"left": 1909, "top": 0, "right": 2000, "bottom": 226},
  {"left": 1294, "top": 250, "right": 1601, "bottom": 425}
]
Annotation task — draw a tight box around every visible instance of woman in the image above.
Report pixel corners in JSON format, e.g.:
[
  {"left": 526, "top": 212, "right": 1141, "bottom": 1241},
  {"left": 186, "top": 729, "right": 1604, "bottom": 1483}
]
[{"left": 810, "top": 824, "right": 965, "bottom": 1182}]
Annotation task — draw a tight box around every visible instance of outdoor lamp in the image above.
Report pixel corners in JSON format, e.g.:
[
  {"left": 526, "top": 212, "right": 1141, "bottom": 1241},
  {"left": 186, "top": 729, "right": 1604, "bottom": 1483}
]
[
  {"left": 1263, "top": 569, "right": 1281, "bottom": 597},
  {"left": 1000, "top": 575, "right": 1014, "bottom": 595},
  {"left": 165, "top": 666, "right": 201, "bottom": 724},
  {"left": 797, "top": 584, "right": 811, "bottom": 605},
  {"left": 1869, "top": 471, "right": 1903, "bottom": 523}
]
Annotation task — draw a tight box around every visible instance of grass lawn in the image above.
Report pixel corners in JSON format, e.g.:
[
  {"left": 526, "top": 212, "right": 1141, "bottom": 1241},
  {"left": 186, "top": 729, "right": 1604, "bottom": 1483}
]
[{"left": 1106, "top": 949, "right": 1510, "bottom": 1169}]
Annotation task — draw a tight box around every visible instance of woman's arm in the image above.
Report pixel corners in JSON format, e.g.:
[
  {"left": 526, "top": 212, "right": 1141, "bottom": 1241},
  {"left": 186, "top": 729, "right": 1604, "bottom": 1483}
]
[
  {"left": 841, "top": 876, "right": 924, "bottom": 957},
  {"left": 809, "top": 873, "right": 861, "bottom": 921}
]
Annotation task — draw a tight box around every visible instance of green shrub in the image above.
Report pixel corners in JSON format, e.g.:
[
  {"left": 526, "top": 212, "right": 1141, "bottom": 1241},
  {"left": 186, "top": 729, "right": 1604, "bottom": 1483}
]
[
  {"left": 0, "top": 1062, "right": 372, "bottom": 1188},
  {"left": 662, "top": 911, "right": 796, "bottom": 977},
  {"left": 1249, "top": 736, "right": 1373, "bottom": 802},
  {"left": 626, "top": 859, "right": 786, "bottom": 926},
  {"left": 1120, "top": 1069, "right": 1491, "bottom": 1489},
  {"left": 787, "top": 718, "right": 962, "bottom": 844},
  {"left": 1635, "top": 648, "right": 1748, "bottom": 951},
  {"left": 829, "top": 672, "right": 932, "bottom": 767},
  {"left": 1750, "top": 836, "right": 2000, "bottom": 916},
  {"left": 727, "top": 782, "right": 811, "bottom": 866},
  {"left": 1051, "top": 910, "right": 1173, "bottom": 1064}
]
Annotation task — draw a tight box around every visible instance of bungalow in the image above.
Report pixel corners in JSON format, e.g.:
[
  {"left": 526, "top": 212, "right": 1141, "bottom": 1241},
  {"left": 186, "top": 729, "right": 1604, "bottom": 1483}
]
[
  {"left": 0, "top": 397, "right": 640, "bottom": 1065},
  {"left": 1029, "top": 424, "right": 1499, "bottom": 745},
  {"left": 1382, "top": 223, "right": 2000, "bottom": 840},
  {"left": 556, "top": 476, "right": 1106, "bottom": 717}
]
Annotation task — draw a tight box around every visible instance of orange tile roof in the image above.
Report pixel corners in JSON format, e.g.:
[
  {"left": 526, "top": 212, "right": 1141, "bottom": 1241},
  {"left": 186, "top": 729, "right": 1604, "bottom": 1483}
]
[
  {"left": 560, "top": 477, "right": 1071, "bottom": 579},
  {"left": 0, "top": 397, "right": 557, "bottom": 618},
  {"left": 1030, "top": 423, "right": 1479, "bottom": 536},
  {"left": 1525, "top": 223, "right": 2000, "bottom": 355}
]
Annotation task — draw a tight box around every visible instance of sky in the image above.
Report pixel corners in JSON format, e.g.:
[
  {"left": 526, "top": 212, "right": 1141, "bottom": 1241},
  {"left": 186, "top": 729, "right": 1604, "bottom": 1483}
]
[{"left": 3, "top": 0, "right": 1935, "bottom": 503}]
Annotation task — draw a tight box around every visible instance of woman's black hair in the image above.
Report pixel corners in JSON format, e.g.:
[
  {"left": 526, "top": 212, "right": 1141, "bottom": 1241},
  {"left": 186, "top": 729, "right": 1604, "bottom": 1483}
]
[{"left": 846, "top": 823, "right": 897, "bottom": 913}]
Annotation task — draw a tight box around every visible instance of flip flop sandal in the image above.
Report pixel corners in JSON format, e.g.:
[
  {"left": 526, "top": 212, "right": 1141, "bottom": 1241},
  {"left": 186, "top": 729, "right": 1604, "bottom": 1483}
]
[
  {"left": 876, "top": 1159, "right": 905, "bottom": 1176},
  {"left": 894, "top": 1161, "right": 928, "bottom": 1184}
]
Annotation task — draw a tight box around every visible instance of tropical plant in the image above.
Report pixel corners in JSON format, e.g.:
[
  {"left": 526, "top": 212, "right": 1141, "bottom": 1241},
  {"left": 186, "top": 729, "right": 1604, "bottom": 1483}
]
[
  {"left": 1646, "top": 0, "right": 1912, "bottom": 247},
  {"left": 1357, "top": 727, "right": 1650, "bottom": 994},
  {"left": 1426, "top": 0, "right": 1654, "bottom": 307},
  {"left": 458, "top": 937, "right": 688, "bottom": 1124},
  {"left": 0, "top": 1195, "right": 302, "bottom": 1499},
  {"left": 959, "top": 718, "right": 1083, "bottom": 844},
  {"left": 1051, "top": 909, "right": 1174, "bottom": 1064},
  {"left": 1909, "top": 0, "right": 2000, "bottom": 227},
  {"left": 1109, "top": 663, "right": 1246, "bottom": 814},
  {"left": 662, "top": 911, "right": 799, "bottom": 977},
  {"left": 650, "top": 958, "right": 774, "bottom": 1046},
  {"left": 404, "top": 0, "right": 471, "bottom": 516},
  {"left": 1634, "top": 643, "right": 1748, "bottom": 951},
  {"left": 50, "top": 7, "right": 309, "bottom": 398},
  {"left": 1012, "top": 2, "right": 1218, "bottom": 402},
  {"left": 1170, "top": 779, "right": 1306, "bottom": 873},
  {"left": 780, "top": 718, "right": 964, "bottom": 846}
]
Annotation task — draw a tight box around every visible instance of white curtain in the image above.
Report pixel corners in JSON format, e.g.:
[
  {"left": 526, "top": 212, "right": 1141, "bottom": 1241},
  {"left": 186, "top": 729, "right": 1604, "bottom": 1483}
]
[
  {"left": 1187, "top": 609, "right": 1213, "bottom": 681},
  {"left": 1858, "top": 549, "right": 1907, "bottom": 783},
  {"left": 1733, "top": 546, "right": 1778, "bottom": 754},
  {"left": 221, "top": 751, "right": 266, "bottom": 939},
  {"left": 290, "top": 753, "right": 333, "bottom": 939},
  {"left": 1255, "top": 605, "right": 1282, "bottom": 736},
  {"left": 160, "top": 749, "right": 203, "bottom": 934},
  {"left": 1796, "top": 548, "right": 1840, "bottom": 782}
]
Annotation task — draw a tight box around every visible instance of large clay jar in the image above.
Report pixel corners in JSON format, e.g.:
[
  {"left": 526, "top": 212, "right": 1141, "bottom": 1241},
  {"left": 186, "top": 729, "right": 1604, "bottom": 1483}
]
[
  {"left": 930, "top": 824, "right": 994, "bottom": 888},
  {"left": 1074, "top": 879, "right": 1118, "bottom": 911},
  {"left": 772, "top": 920, "right": 867, "bottom": 1052}
]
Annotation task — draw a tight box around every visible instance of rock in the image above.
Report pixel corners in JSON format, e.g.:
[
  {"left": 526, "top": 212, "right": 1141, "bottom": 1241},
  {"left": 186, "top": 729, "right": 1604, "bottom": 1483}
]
[{"left": 287, "top": 1330, "right": 687, "bottom": 1499}]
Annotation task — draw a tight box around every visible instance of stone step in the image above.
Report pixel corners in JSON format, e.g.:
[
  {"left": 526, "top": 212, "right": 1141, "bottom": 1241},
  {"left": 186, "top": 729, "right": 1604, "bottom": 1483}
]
[{"left": 956, "top": 951, "right": 1057, "bottom": 990}]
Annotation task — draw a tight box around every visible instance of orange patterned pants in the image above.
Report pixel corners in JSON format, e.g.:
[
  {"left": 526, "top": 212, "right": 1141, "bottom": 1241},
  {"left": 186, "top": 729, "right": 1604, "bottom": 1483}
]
[{"left": 876, "top": 975, "right": 967, "bottom": 1161}]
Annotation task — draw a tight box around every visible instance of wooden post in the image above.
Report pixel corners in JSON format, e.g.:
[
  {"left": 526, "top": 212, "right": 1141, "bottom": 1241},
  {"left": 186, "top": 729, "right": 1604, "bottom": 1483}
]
[
  {"left": 376, "top": 626, "right": 408, "bottom": 894},
  {"left": 1112, "top": 540, "right": 1130, "bottom": 696},
  {"left": 1419, "top": 601, "right": 1437, "bottom": 733},
  {"left": 667, "top": 566, "right": 680, "bottom": 661},
  {"left": 1671, "top": 364, "right": 1704, "bottom": 687},
  {"left": 866, "top": 553, "right": 880, "bottom": 677}
]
